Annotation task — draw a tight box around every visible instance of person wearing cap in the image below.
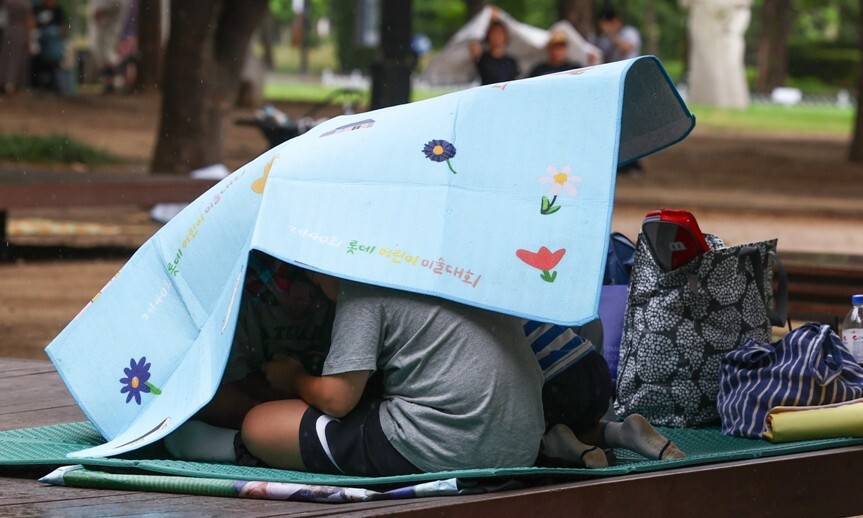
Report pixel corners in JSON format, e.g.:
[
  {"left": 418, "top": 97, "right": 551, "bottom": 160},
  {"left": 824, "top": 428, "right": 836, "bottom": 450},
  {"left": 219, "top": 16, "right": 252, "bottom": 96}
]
[{"left": 529, "top": 30, "right": 582, "bottom": 77}]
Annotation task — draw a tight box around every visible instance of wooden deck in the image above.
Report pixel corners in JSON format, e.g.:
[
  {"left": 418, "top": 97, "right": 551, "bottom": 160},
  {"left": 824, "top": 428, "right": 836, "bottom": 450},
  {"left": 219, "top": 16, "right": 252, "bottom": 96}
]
[{"left": 4, "top": 357, "right": 863, "bottom": 516}]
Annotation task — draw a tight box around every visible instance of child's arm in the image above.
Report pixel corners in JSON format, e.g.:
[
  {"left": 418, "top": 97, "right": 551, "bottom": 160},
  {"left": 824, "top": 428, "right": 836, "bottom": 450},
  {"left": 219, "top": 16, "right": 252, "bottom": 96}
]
[{"left": 263, "top": 357, "right": 370, "bottom": 418}]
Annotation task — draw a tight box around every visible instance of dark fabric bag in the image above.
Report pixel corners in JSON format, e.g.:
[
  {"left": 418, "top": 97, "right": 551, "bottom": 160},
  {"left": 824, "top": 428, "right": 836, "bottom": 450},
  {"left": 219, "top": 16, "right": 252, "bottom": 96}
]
[
  {"left": 600, "top": 232, "right": 636, "bottom": 378},
  {"left": 604, "top": 232, "right": 636, "bottom": 286},
  {"left": 718, "top": 323, "right": 863, "bottom": 438},
  {"left": 614, "top": 234, "right": 788, "bottom": 427}
]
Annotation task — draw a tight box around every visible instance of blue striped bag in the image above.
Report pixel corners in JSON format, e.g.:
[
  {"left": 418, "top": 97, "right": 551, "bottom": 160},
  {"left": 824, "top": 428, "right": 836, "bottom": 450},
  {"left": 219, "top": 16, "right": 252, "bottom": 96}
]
[{"left": 717, "top": 323, "right": 863, "bottom": 438}]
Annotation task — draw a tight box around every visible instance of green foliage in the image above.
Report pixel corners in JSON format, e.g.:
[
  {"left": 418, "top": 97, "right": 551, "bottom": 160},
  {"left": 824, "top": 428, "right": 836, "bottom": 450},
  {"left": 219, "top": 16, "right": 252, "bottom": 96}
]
[
  {"left": 330, "top": 0, "right": 375, "bottom": 71},
  {"left": 793, "top": 0, "right": 859, "bottom": 44},
  {"left": 269, "top": 0, "right": 330, "bottom": 23},
  {"left": 787, "top": 42, "right": 860, "bottom": 89},
  {"left": 269, "top": 0, "right": 294, "bottom": 22},
  {"left": 413, "top": 0, "right": 467, "bottom": 48},
  {"left": 0, "top": 134, "right": 120, "bottom": 165},
  {"left": 496, "top": 0, "right": 557, "bottom": 29}
]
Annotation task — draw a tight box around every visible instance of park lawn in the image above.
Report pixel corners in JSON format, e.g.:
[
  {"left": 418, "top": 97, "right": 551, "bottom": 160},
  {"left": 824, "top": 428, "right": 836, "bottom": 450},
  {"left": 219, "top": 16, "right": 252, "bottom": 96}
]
[
  {"left": 263, "top": 81, "right": 459, "bottom": 105},
  {"left": 265, "top": 79, "right": 855, "bottom": 137},
  {"left": 690, "top": 103, "right": 855, "bottom": 135}
]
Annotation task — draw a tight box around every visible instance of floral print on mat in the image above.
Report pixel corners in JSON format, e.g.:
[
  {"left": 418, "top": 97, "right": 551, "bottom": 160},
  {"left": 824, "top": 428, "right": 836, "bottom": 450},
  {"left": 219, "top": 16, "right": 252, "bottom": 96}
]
[
  {"left": 516, "top": 246, "right": 566, "bottom": 283},
  {"left": 538, "top": 166, "right": 581, "bottom": 215},
  {"left": 119, "top": 357, "right": 162, "bottom": 405},
  {"left": 422, "top": 139, "right": 458, "bottom": 174}
]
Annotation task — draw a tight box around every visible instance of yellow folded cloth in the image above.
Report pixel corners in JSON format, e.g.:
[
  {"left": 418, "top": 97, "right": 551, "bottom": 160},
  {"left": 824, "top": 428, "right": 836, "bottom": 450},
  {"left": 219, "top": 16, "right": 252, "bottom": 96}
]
[{"left": 764, "top": 398, "right": 863, "bottom": 442}]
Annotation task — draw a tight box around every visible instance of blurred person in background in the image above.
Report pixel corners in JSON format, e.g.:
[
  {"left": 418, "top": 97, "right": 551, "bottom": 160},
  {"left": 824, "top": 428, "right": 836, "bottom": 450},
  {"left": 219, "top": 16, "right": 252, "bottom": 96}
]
[
  {"left": 0, "top": 0, "right": 32, "bottom": 94},
  {"left": 469, "top": 18, "right": 519, "bottom": 85},
  {"left": 594, "top": 5, "right": 644, "bottom": 174},
  {"left": 529, "top": 30, "right": 583, "bottom": 77},
  {"left": 88, "top": 0, "right": 132, "bottom": 93},
  {"left": 31, "top": 0, "right": 67, "bottom": 92},
  {"left": 594, "top": 6, "right": 641, "bottom": 63}
]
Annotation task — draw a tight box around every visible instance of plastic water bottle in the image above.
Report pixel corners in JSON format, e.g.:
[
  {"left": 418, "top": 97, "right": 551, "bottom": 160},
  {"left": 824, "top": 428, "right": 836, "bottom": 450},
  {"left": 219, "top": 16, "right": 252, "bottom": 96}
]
[{"left": 841, "top": 294, "right": 863, "bottom": 362}]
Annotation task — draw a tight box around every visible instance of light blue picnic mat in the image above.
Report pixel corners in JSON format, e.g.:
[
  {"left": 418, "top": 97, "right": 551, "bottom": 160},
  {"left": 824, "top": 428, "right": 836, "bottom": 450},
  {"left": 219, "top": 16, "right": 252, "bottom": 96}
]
[{"left": 44, "top": 56, "right": 695, "bottom": 459}]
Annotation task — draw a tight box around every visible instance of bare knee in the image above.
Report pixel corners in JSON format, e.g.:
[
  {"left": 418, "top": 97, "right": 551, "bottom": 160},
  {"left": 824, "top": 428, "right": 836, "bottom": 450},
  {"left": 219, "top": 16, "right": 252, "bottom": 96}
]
[
  {"left": 240, "top": 402, "right": 272, "bottom": 447},
  {"left": 241, "top": 399, "right": 309, "bottom": 470}
]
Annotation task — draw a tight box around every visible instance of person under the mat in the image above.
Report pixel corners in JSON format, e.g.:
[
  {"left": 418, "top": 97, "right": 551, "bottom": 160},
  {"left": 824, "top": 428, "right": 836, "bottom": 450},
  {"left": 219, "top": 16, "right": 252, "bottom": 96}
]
[
  {"left": 192, "top": 251, "right": 336, "bottom": 430},
  {"left": 166, "top": 274, "right": 546, "bottom": 476},
  {"left": 529, "top": 321, "right": 686, "bottom": 467}
]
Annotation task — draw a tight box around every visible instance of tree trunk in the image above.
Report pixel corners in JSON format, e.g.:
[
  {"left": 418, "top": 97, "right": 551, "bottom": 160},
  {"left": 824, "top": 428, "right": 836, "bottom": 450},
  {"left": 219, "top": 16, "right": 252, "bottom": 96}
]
[
  {"left": 643, "top": 0, "right": 658, "bottom": 56},
  {"left": 259, "top": 10, "right": 275, "bottom": 70},
  {"left": 556, "top": 0, "right": 595, "bottom": 39},
  {"left": 134, "top": 0, "right": 163, "bottom": 92},
  {"left": 151, "top": 0, "right": 269, "bottom": 175},
  {"left": 849, "top": 0, "right": 863, "bottom": 163},
  {"left": 754, "top": 0, "right": 792, "bottom": 93}
]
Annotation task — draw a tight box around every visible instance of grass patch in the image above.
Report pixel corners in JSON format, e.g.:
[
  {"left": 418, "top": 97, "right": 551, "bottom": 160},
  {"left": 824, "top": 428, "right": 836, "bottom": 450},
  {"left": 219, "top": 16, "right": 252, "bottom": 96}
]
[
  {"left": 0, "top": 133, "right": 121, "bottom": 165},
  {"left": 691, "top": 103, "right": 854, "bottom": 135},
  {"left": 263, "top": 82, "right": 461, "bottom": 106},
  {"left": 263, "top": 82, "right": 356, "bottom": 104},
  {"left": 264, "top": 76, "right": 855, "bottom": 136},
  {"left": 269, "top": 42, "right": 339, "bottom": 75}
]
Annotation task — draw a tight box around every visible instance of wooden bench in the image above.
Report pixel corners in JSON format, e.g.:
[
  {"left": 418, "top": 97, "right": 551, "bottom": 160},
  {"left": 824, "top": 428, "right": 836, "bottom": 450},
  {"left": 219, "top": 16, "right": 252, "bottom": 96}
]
[
  {"left": 0, "top": 168, "right": 217, "bottom": 243},
  {"left": 782, "top": 251, "right": 863, "bottom": 327}
]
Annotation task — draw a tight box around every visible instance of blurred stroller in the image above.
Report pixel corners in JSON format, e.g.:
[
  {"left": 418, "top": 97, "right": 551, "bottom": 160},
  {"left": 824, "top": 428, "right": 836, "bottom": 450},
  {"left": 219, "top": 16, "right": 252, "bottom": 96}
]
[{"left": 239, "top": 87, "right": 365, "bottom": 150}]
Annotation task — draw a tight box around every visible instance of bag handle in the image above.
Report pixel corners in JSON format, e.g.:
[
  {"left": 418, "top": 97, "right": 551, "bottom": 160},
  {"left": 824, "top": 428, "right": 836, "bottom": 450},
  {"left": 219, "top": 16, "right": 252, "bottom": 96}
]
[
  {"left": 770, "top": 251, "right": 790, "bottom": 331},
  {"left": 805, "top": 323, "right": 845, "bottom": 385},
  {"left": 738, "top": 246, "right": 788, "bottom": 329}
]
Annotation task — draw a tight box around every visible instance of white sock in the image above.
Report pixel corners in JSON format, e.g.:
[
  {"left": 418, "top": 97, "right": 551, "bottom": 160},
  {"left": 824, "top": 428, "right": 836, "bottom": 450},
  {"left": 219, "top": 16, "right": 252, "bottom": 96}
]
[
  {"left": 542, "top": 424, "right": 608, "bottom": 468},
  {"left": 163, "top": 420, "right": 238, "bottom": 463}
]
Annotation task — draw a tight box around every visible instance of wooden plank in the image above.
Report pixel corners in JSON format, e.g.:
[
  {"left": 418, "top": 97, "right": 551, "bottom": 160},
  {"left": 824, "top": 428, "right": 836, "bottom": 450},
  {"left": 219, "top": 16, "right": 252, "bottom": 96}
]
[
  {"left": 0, "top": 358, "right": 55, "bottom": 372},
  {"left": 788, "top": 283, "right": 863, "bottom": 298},
  {"left": 379, "top": 447, "right": 863, "bottom": 517},
  {"left": 782, "top": 251, "right": 863, "bottom": 271},
  {"left": 0, "top": 359, "right": 85, "bottom": 431},
  {"left": 778, "top": 252, "right": 863, "bottom": 323},
  {"left": 0, "top": 406, "right": 87, "bottom": 431},
  {"left": 0, "top": 179, "right": 217, "bottom": 209}
]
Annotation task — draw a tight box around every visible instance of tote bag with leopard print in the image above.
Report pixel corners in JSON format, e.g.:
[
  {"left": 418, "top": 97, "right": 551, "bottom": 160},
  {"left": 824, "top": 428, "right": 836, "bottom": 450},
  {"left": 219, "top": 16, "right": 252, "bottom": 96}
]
[{"left": 614, "top": 234, "right": 787, "bottom": 427}]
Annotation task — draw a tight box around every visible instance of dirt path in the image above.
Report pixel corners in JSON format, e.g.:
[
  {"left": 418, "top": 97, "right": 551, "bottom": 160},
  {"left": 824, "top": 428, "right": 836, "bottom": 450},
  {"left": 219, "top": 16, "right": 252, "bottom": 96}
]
[{"left": 1, "top": 92, "right": 860, "bottom": 360}]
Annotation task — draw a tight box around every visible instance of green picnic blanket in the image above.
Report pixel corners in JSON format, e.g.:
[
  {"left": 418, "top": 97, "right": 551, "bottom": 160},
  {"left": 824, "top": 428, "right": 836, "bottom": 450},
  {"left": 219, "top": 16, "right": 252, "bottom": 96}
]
[{"left": 3, "top": 421, "right": 863, "bottom": 489}]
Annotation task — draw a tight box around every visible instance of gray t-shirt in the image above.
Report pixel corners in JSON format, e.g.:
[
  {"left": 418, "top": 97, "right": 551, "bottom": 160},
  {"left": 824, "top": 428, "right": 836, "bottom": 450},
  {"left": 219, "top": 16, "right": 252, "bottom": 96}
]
[{"left": 323, "top": 281, "right": 545, "bottom": 472}]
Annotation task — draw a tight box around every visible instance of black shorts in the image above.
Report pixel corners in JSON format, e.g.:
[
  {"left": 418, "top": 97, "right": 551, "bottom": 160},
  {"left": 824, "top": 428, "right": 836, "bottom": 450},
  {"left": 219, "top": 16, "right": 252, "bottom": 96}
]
[
  {"left": 298, "top": 400, "right": 421, "bottom": 477},
  {"left": 542, "top": 349, "right": 614, "bottom": 435}
]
